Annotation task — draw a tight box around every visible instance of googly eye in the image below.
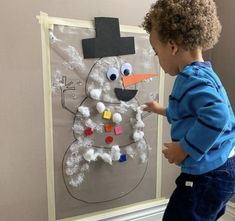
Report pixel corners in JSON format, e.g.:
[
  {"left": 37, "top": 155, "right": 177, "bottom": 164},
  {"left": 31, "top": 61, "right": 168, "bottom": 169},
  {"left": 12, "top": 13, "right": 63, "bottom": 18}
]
[
  {"left": 107, "top": 67, "right": 119, "bottom": 81},
  {"left": 121, "top": 63, "right": 132, "bottom": 76}
]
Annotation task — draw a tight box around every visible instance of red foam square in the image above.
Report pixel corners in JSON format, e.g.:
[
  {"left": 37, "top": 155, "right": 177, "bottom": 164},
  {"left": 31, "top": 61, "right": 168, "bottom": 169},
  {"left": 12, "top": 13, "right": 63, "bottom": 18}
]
[{"left": 84, "top": 128, "right": 93, "bottom": 136}]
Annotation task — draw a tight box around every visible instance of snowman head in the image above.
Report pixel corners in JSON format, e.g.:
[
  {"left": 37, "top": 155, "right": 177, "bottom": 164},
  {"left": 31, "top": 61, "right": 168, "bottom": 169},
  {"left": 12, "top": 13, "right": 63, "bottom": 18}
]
[{"left": 82, "top": 17, "right": 157, "bottom": 104}]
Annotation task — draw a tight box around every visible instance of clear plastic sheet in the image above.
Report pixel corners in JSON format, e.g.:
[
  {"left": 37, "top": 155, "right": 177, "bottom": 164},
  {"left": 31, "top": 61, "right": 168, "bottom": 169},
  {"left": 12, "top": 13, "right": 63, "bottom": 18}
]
[{"left": 49, "top": 23, "right": 161, "bottom": 219}]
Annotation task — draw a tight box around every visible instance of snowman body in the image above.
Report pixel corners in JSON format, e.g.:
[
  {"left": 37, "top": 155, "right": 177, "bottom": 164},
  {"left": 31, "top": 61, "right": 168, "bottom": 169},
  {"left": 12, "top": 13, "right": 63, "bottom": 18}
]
[{"left": 62, "top": 57, "right": 150, "bottom": 203}]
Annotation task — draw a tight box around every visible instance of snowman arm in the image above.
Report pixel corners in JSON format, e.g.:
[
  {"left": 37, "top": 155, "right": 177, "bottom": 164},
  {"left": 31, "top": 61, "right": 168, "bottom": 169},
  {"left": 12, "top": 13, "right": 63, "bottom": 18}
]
[
  {"left": 60, "top": 76, "right": 76, "bottom": 115},
  {"left": 142, "top": 112, "right": 153, "bottom": 119},
  {"left": 61, "top": 89, "right": 76, "bottom": 115},
  {"left": 138, "top": 104, "right": 153, "bottom": 119}
]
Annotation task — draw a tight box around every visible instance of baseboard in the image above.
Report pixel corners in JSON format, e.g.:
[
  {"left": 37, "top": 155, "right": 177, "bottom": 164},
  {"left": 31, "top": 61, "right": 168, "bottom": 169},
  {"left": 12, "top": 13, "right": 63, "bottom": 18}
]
[
  {"left": 99, "top": 200, "right": 234, "bottom": 221},
  {"left": 101, "top": 200, "right": 168, "bottom": 221}
]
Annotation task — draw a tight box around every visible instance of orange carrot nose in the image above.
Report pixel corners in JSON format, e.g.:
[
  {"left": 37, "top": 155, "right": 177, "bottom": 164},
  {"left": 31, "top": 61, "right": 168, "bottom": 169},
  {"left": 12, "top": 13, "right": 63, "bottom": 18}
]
[{"left": 122, "top": 73, "right": 158, "bottom": 88}]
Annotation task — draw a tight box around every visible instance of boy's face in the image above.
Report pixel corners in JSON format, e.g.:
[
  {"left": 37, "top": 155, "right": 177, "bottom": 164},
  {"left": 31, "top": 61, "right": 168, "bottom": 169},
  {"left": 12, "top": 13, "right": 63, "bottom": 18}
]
[{"left": 150, "top": 29, "right": 179, "bottom": 76}]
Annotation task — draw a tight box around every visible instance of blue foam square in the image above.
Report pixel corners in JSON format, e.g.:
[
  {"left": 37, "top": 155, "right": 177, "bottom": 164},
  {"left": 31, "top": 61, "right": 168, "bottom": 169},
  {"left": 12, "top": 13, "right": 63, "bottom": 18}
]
[{"left": 119, "top": 154, "right": 127, "bottom": 162}]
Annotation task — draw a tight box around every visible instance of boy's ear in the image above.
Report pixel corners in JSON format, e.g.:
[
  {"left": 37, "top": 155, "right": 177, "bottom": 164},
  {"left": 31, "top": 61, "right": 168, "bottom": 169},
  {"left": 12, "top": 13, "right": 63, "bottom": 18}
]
[{"left": 169, "top": 40, "right": 178, "bottom": 56}]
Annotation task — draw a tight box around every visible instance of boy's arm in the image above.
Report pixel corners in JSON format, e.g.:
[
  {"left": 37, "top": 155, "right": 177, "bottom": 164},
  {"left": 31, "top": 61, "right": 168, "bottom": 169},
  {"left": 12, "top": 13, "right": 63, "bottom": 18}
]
[
  {"left": 180, "top": 81, "right": 230, "bottom": 161},
  {"left": 163, "top": 142, "right": 188, "bottom": 164},
  {"left": 144, "top": 101, "right": 166, "bottom": 116},
  {"left": 144, "top": 101, "right": 172, "bottom": 124}
]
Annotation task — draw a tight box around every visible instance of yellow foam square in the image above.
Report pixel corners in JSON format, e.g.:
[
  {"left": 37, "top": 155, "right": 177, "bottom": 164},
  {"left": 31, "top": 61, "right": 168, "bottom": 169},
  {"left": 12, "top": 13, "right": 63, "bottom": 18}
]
[{"left": 103, "top": 110, "right": 112, "bottom": 120}]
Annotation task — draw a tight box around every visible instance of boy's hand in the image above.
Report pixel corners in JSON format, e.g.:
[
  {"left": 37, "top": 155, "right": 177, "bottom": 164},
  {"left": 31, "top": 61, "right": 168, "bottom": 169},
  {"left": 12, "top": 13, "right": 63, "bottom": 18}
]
[
  {"left": 144, "top": 101, "right": 166, "bottom": 116},
  {"left": 162, "top": 142, "right": 188, "bottom": 164}
]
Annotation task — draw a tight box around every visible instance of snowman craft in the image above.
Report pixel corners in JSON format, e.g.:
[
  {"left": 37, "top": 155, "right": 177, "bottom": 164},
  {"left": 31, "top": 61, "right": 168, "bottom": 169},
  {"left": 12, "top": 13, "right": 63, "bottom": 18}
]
[{"left": 56, "top": 17, "right": 158, "bottom": 203}]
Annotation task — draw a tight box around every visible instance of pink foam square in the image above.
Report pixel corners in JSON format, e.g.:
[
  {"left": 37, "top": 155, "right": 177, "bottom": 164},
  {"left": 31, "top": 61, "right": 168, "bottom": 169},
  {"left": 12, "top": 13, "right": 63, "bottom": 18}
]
[{"left": 114, "top": 125, "right": 123, "bottom": 135}]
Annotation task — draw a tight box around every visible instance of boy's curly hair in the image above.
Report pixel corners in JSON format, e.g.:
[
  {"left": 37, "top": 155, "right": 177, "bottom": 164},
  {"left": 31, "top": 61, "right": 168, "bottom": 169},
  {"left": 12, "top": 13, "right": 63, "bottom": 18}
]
[{"left": 142, "top": 0, "right": 221, "bottom": 51}]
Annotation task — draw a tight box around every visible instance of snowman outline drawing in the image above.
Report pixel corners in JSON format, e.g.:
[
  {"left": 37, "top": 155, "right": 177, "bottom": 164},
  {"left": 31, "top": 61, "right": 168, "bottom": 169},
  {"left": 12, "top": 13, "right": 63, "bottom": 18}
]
[{"left": 53, "top": 17, "right": 158, "bottom": 203}]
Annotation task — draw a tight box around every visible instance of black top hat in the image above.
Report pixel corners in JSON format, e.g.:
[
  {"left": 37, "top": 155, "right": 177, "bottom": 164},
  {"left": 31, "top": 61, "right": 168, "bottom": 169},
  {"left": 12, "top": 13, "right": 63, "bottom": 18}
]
[{"left": 82, "top": 17, "right": 135, "bottom": 59}]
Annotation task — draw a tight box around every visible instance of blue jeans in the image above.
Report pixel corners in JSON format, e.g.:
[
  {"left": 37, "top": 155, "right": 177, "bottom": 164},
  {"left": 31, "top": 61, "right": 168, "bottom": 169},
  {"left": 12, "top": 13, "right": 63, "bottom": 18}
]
[{"left": 163, "top": 156, "right": 235, "bottom": 221}]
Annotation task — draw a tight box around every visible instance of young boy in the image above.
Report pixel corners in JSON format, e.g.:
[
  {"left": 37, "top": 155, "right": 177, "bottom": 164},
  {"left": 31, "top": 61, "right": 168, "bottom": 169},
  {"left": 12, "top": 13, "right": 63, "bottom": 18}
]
[{"left": 142, "top": 0, "right": 235, "bottom": 220}]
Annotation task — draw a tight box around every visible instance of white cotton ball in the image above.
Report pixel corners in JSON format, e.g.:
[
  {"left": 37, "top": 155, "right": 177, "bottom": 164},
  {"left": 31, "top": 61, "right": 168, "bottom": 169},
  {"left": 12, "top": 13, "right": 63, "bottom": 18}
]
[
  {"left": 74, "top": 155, "right": 82, "bottom": 164},
  {"left": 102, "top": 94, "right": 116, "bottom": 103},
  {"left": 101, "top": 153, "right": 112, "bottom": 165},
  {"left": 135, "top": 120, "right": 145, "bottom": 129},
  {"left": 137, "top": 140, "right": 147, "bottom": 151},
  {"left": 66, "top": 168, "right": 73, "bottom": 176},
  {"left": 83, "top": 148, "right": 95, "bottom": 162},
  {"left": 80, "top": 163, "right": 89, "bottom": 172},
  {"left": 137, "top": 139, "right": 148, "bottom": 152},
  {"left": 90, "top": 72, "right": 104, "bottom": 86},
  {"left": 139, "top": 104, "right": 147, "bottom": 110},
  {"left": 78, "top": 106, "right": 90, "bottom": 118},
  {"left": 140, "top": 153, "right": 147, "bottom": 163},
  {"left": 136, "top": 106, "right": 143, "bottom": 121},
  {"left": 66, "top": 157, "right": 75, "bottom": 167},
  {"left": 72, "top": 123, "right": 85, "bottom": 134},
  {"left": 112, "top": 113, "right": 122, "bottom": 124},
  {"left": 80, "top": 137, "right": 94, "bottom": 148},
  {"left": 76, "top": 173, "right": 85, "bottom": 185},
  {"left": 69, "top": 179, "right": 78, "bottom": 187},
  {"left": 85, "top": 119, "right": 96, "bottom": 129},
  {"left": 125, "top": 146, "right": 135, "bottom": 158},
  {"left": 90, "top": 89, "right": 102, "bottom": 100},
  {"left": 111, "top": 145, "right": 121, "bottom": 161},
  {"left": 92, "top": 152, "right": 100, "bottom": 161},
  {"left": 96, "top": 148, "right": 104, "bottom": 155},
  {"left": 65, "top": 165, "right": 78, "bottom": 176},
  {"left": 134, "top": 105, "right": 145, "bottom": 130},
  {"left": 133, "top": 130, "right": 144, "bottom": 142},
  {"left": 111, "top": 145, "right": 120, "bottom": 153},
  {"left": 95, "top": 122, "right": 104, "bottom": 134},
  {"left": 96, "top": 102, "right": 106, "bottom": 113},
  {"left": 69, "top": 142, "right": 80, "bottom": 152},
  {"left": 69, "top": 173, "right": 85, "bottom": 187},
  {"left": 113, "top": 152, "right": 121, "bottom": 161}
]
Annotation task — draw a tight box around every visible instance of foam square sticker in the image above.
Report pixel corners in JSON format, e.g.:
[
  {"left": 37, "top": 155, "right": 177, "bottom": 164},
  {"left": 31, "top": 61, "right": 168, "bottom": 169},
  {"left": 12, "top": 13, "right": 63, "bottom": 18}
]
[
  {"left": 103, "top": 110, "right": 112, "bottom": 120},
  {"left": 104, "top": 124, "right": 113, "bottom": 132},
  {"left": 84, "top": 128, "right": 93, "bottom": 136},
  {"left": 114, "top": 125, "right": 123, "bottom": 135},
  {"left": 119, "top": 154, "right": 127, "bottom": 162}
]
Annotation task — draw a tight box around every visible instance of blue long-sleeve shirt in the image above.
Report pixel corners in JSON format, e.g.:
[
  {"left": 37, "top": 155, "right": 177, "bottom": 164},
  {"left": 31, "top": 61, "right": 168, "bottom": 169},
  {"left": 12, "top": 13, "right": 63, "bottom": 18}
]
[{"left": 166, "top": 61, "right": 235, "bottom": 174}]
